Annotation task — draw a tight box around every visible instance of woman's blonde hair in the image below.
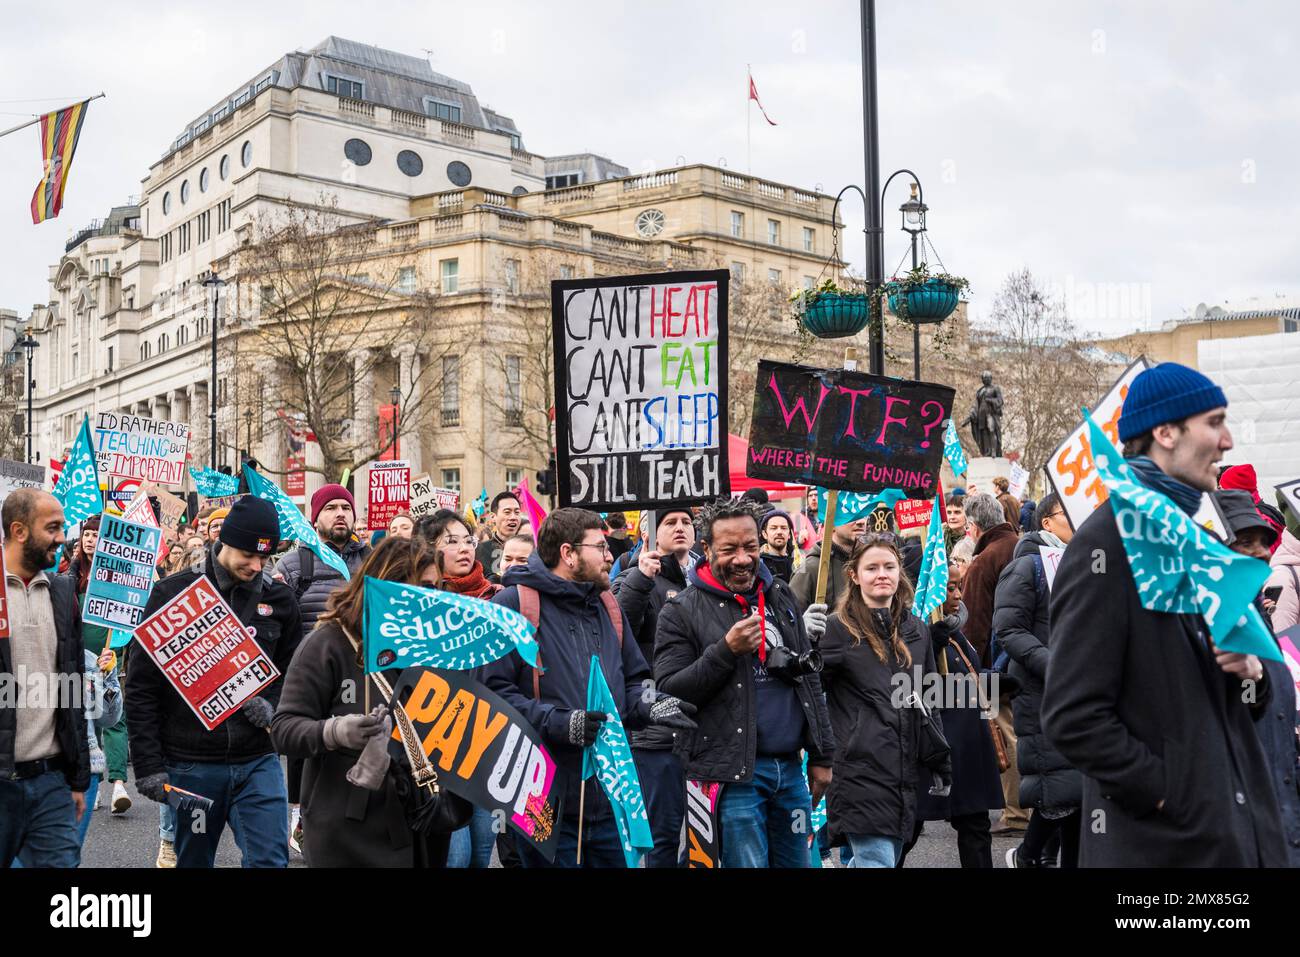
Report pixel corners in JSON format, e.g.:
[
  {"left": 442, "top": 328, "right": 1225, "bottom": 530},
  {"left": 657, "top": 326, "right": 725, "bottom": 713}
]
[{"left": 835, "top": 533, "right": 914, "bottom": 667}]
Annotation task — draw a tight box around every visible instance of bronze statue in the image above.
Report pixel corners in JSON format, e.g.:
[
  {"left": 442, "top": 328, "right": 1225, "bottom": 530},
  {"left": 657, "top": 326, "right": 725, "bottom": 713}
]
[{"left": 964, "top": 371, "right": 1003, "bottom": 458}]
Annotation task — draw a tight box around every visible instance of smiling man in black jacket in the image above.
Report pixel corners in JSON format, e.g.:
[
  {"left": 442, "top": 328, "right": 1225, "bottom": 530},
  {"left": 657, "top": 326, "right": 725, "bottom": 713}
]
[
  {"left": 655, "top": 497, "right": 834, "bottom": 868},
  {"left": 126, "top": 496, "right": 302, "bottom": 868}
]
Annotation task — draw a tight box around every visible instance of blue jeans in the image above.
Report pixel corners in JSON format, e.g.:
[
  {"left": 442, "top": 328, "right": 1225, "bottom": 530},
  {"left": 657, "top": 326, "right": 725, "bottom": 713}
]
[
  {"left": 76, "top": 775, "right": 100, "bottom": 848},
  {"left": 0, "top": 769, "right": 80, "bottom": 868},
  {"left": 448, "top": 806, "right": 496, "bottom": 868},
  {"left": 719, "top": 755, "right": 811, "bottom": 869},
  {"left": 167, "top": 754, "right": 288, "bottom": 868},
  {"left": 633, "top": 748, "right": 686, "bottom": 868},
  {"left": 847, "top": 833, "right": 902, "bottom": 868},
  {"left": 160, "top": 803, "right": 176, "bottom": 842}
]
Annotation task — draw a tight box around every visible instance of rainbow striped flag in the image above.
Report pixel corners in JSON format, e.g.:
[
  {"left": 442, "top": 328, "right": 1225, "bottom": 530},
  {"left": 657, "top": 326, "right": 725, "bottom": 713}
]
[{"left": 31, "top": 100, "right": 90, "bottom": 224}]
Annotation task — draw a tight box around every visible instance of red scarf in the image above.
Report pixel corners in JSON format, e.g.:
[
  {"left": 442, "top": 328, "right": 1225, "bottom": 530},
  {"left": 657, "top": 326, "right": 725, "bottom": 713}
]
[
  {"left": 695, "top": 561, "right": 767, "bottom": 663},
  {"left": 444, "top": 562, "right": 501, "bottom": 600}
]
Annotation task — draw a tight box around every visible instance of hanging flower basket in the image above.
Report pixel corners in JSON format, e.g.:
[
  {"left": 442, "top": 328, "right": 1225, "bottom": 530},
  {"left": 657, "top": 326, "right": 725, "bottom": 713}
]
[
  {"left": 886, "top": 278, "right": 961, "bottom": 324},
  {"left": 801, "top": 292, "right": 870, "bottom": 338}
]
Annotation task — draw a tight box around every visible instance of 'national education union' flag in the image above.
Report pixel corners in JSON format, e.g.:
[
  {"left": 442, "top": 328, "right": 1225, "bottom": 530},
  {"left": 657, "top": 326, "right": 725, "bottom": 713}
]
[
  {"left": 817, "top": 487, "right": 908, "bottom": 526},
  {"left": 52, "top": 415, "right": 102, "bottom": 528},
  {"left": 911, "top": 496, "right": 949, "bottom": 620},
  {"left": 943, "top": 419, "right": 967, "bottom": 477},
  {"left": 1085, "top": 411, "right": 1279, "bottom": 661},
  {"left": 190, "top": 467, "right": 240, "bottom": 498},
  {"left": 582, "top": 657, "right": 653, "bottom": 868},
  {"left": 243, "top": 464, "right": 350, "bottom": 579},
  {"left": 361, "top": 576, "right": 539, "bottom": 673}
]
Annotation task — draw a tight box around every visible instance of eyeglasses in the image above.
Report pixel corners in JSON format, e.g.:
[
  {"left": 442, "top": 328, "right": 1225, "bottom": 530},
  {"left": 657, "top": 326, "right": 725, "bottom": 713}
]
[
  {"left": 439, "top": 535, "right": 475, "bottom": 547},
  {"left": 574, "top": 541, "right": 612, "bottom": 555}
]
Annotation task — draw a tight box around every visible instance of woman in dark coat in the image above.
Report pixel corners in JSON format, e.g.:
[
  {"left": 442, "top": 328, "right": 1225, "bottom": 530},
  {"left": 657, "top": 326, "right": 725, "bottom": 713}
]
[
  {"left": 272, "top": 537, "right": 451, "bottom": 868},
  {"left": 908, "top": 562, "right": 1004, "bottom": 867},
  {"left": 993, "top": 494, "right": 1083, "bottom": 867},
  {"left": 821, "top": 534, "right": 950, "bottom": 867}
]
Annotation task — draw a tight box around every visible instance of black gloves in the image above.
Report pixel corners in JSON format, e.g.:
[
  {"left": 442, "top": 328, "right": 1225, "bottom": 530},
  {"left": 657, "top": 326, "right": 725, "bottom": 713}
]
[
  {"left": 135, "top": 772, "right": 170, "bottom": 804},
  {"left": 567, "top": 709, "right": 607, "bottom": 747},
  {"left": 649, "top": 695, "right": 698, "bottom": 730},
  {"left": 241, "top": 696, "right": 275, "bottom": 729}
]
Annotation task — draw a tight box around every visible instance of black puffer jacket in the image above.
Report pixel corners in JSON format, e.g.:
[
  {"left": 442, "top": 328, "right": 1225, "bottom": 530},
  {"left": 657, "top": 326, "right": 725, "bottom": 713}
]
[
  {"left": 820, "top": 608, "right": 944, "bottom": 844},
  {"left": 992, "top": 531, "right": 1082, "bottom": 813},
  {"left": 273, "top": 540, "right": 370, "bottom": 638},
  {"left": 0, "top": 574, "right": 90, "bottom": 792},
  {"left": 655, "top": 562, "right": 834, "bottom": 784},
  {"left": 611, "top": 551, "right": 694, "bottom": 751},
  {"left": 126, "top": 546, "right": 303, "bottom": 777}
]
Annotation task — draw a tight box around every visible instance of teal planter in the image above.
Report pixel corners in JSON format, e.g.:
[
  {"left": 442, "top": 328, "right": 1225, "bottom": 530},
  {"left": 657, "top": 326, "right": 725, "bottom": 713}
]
[
  {"left": 800, "top": 293, "right": 870, "bottom": 339},
  {"left": 887, "top": 279, "right": 960, "bottom": 324}
]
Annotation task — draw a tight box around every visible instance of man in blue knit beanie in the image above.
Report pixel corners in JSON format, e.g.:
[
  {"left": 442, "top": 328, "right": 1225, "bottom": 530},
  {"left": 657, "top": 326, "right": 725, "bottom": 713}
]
[{"left": 1041, "top": 362, "right": 1286, "bottom": 867}]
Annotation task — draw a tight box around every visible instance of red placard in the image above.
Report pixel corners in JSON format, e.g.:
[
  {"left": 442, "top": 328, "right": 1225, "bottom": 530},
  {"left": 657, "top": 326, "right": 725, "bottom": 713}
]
[
  {"left": 893, "top": 497, "right": 935, "bottom": 532},
  {"left": 286, "top": 453, "right": 306, "bottom": 498},
  {"left": 133, "top": 577, "right": 280, "bottom": 731},
  {"left": 367, "top": 460, "right": 411, "bottom": 530}
]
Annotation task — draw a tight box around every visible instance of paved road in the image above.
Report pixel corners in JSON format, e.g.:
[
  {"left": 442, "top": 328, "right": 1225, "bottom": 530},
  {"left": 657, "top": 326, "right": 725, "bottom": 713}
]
[{"left": 81, "top": 765, "right": 1024, "bottom": 868}]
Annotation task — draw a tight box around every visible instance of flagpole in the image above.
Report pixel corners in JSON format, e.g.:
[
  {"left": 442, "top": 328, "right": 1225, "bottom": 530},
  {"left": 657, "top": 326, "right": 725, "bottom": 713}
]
[
  {"left": 0, "top": 93, "right": 105, "bottom": 140},
  {"left": 576, "top": 779, "right": 586, "bottom": 865}
]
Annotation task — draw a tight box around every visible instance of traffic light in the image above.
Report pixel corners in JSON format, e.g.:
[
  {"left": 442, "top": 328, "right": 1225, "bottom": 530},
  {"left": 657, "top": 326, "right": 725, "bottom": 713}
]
[{"left": 536, "top": 454, "right": 557, "bottom": 496}]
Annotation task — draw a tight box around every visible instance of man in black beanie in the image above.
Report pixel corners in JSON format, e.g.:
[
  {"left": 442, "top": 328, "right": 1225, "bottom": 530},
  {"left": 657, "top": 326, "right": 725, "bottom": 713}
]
[{"left": 126, "top": 495, "right": 303, "bottom": 868}]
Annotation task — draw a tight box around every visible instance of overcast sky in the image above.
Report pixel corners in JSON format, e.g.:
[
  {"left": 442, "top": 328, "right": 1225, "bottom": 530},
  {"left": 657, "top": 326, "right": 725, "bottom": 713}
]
[{"left": 3, "top": 0, "right": 1297, "bottom": 336}]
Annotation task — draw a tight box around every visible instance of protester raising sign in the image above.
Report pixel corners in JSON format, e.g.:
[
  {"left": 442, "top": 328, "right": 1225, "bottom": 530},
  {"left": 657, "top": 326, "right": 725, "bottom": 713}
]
[
  {"left": 747, "top": 361, "right": 955, "bottom": 498},
  {"left": 83, "top": 514, "right": 162, "bottom": 631},
  {"left": 93, "top": 412, "right": 190, "bottom": 487},
  {"left": 552, "top": 269, "right": 730, "bottom": 511},
  {"left": 390, "top": 667, "right": 565, "bottom": 862},
  {"left": 243, "top": 464, "right": 349, "bottom": 580},
  {"left": 51, "top": 415, "right": 103, "bottom": 528},
  {"left": 133, "top": 577, "right": 281, "bottom": 730},
  {"left": 362, "top": 577, "right": 539, "bottom": 672},
  {"left": 1044, "top": 357, "right": 1150, "bottom": 530},
  {"left": 1084, "top": 410, "right": 1279, "bottom": 661},
  {"left": 367, "top": 460, "right": 410, "bottom": 531}
]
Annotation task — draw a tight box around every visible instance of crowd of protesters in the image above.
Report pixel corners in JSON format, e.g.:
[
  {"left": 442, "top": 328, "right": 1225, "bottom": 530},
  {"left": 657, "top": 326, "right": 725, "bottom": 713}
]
[{"left": 3, "top": 362, "right": 1299, "bottom": 870}]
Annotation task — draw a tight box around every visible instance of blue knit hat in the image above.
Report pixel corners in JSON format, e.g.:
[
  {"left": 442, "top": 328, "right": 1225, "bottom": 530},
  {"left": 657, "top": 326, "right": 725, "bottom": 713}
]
[{"left": 1117, "top": 362, "right": 1227, "bottom": 442}]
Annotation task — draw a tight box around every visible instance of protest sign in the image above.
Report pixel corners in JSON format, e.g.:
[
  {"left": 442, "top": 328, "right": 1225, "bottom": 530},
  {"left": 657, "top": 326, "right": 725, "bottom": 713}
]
[
  {"left": 552, "top": 269, "right": 729, "bottom": 511},
  {"left": 684, "top": 779, "right": 723, "bottom": 868},
  {"left": 1276, "top": 478, "right": 1300, "bottom": 526},
  {"left": 391, "top": 667, "right": 565, "bottom": 861},
  {"left": 1007, "top": 462, "right": 1030, "bottom": 499},
  {"left": 1039, "top": 545, "right": 1065, "bottom": 591},
  {"left": 747, "top": 360, "right": 955, "bottom": 498},
  {"left": 83, "top": 514, "right": 162, "bottom": 631},
  {"left": 363, "top": 577, "right": 538, "bottom": 672},
  {"left": 133, "top": 576, "right": 280, "bottom": 730},
  {"left": 285, "top": 453, "right": 306, "bottom": 499},
  {"left": 144, "top": 481, "right": 188, "bottom": 533},
  {"left": 52, "top": 415, "right": 102, "bottom": 527},
  {"left": 367, "top": 460, "right": 410, "bottom": 530},
  {"left": 1044, "top": 357, "right": 1150, "bottom": 530},
  {"left": 121, "top": 487, "right": 159, "bottom": 528},
  {"left": 582, "top": 655, "right": 652, "bottom": 867},
  {"left": 894, "top": 497, "right": 935, "bottom": 532},
  {"left": 1274, "top": 626, "right": 1300, "bottom": 709},
  {"left": 1192, "top": 493, "right": 1234, "bottom": 544},
  {"left": 93, "top": 412, "right": 190, "bottom": 487},
  {"left": 0, "top": 458, "right": 45, "bottom": 501}
]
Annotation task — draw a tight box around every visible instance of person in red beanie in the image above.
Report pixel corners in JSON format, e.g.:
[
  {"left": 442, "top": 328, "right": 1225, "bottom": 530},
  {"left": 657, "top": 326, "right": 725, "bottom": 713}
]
[{"left": 1219, "top": 464, "right": 1287, "bottom": 555}]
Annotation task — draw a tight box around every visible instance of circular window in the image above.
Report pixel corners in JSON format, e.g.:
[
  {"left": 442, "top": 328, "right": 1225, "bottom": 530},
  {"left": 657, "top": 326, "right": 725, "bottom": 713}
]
[
  {"left": 344, "top": 138, "right": 372, "bottom": 166},
  {"left": 180, "top": 180, "right": 190, "bottom": 204},
  {"left": 199, "top": 168, "right": 209, "bottom": 193},
  {"left": 512, "top": 185, "right": 529, "bottom": 196},
  {"left": 219, "top": 155, "right": 230, "bottom": 180},
  {"left": 397, "top": 150, "right": 423, "bottom": 177},
  {"left": 446, "top": 161, "right": 472, "bottom": 187},
  {"left": 241, "top": 140, "right": 253, "bottom": 168},
  {"left": 162, "top": 191, "right": 171, "bottom": 214},
  {"left": 635, "top": 208, "right": 666, "bottom": 238}
]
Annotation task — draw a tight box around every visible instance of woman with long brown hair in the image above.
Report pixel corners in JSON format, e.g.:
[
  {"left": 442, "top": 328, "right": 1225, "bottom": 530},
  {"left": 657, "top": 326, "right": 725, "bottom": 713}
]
[
  {"left": 271, "top": 535, "right": 450, "bottom": 867},
  {"left": 821, "top": 533, "right": 949, "bottom": 867}
]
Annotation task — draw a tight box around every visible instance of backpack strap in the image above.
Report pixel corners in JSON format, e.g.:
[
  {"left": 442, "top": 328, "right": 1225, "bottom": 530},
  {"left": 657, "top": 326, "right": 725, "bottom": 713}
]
[
  {"left": 517, "top": 584, "right": 624, "bottom": 700},
  {"left": 294, "top": 546, "right": 316, "bottom": 600},
  {"left": 599, "top": 590, "right": 625, "bottom": 647}
]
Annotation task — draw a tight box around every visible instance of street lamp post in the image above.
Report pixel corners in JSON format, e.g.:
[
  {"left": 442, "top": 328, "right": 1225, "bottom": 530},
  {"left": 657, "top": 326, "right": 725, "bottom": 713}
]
[
  {"left": 899, "top": 182, "right": 929, "bottom": 380},
  {"left": 19, "top": 331, "right": 39, "bottom": 464},
  {"left": 202, "top": 273, "right": 226, "bottom": 470},
  {"left": 243, "top": 408, "right": 253, "bottom": 466},
  {"left": 389, "top": 386, "right": 401, "bottom": 459}
]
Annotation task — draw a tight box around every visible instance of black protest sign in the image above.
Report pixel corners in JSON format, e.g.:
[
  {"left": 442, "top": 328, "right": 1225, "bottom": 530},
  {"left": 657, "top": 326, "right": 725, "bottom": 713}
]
[
  {"left": 551, "top": 269, "right": 730, "bottom": 511},
  {"left": 391, "top": 667, "right": 566, "bottom": 861},
  {"left": 746, "top": 360, "right": 955, "bottom": 498}
]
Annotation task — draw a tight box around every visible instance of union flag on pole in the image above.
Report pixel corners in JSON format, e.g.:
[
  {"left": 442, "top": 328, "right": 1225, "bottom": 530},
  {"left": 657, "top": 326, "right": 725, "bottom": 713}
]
[
  {"left": 31, "top": 100, "right": 91, "bottom": 224},
  {"left": 748, "top": 70, "right": 777, "bottom": 126}
]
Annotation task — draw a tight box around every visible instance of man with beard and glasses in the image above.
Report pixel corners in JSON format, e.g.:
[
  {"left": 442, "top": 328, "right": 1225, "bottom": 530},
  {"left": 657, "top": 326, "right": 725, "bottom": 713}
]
[
  {"left": 270, "top": 483, "right": 370, "bottom": 854},
  {"left": 655, "top": 498, "right": 835, "bottom": 868},
  {"left": 0, "top": 490, "right": 91, "bottom": 868},
  {"left": 480, "top": 508, "right": 698, "bottom": 867}
]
